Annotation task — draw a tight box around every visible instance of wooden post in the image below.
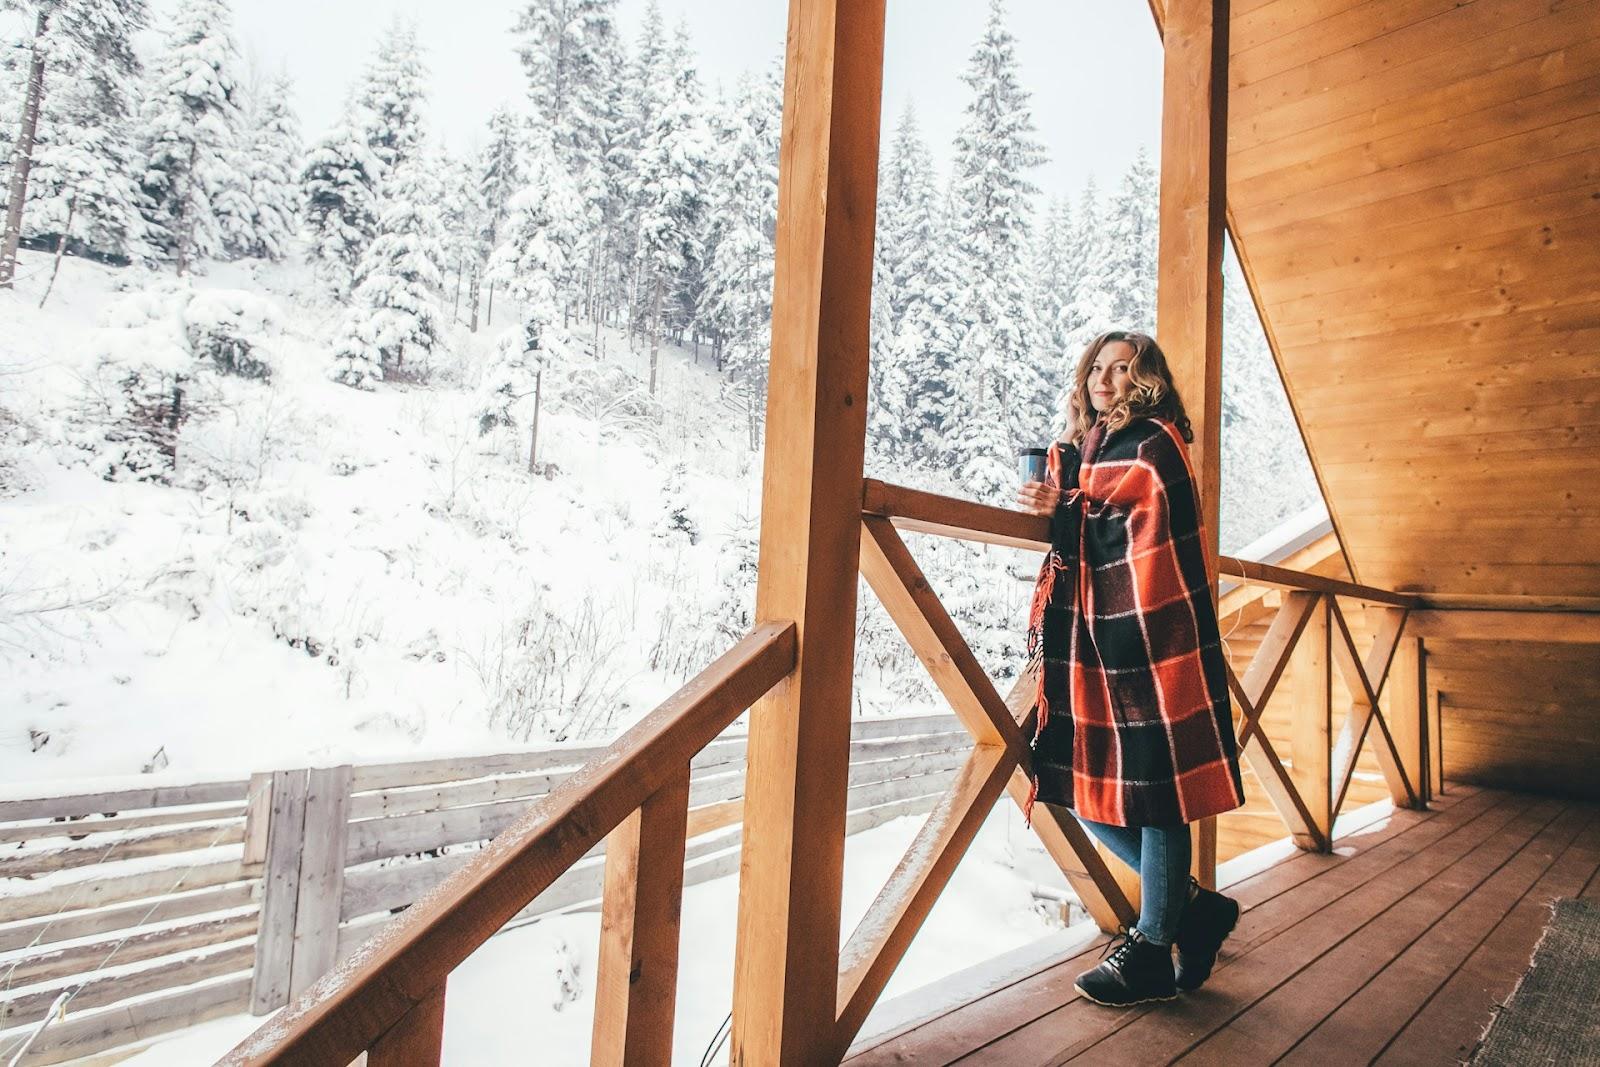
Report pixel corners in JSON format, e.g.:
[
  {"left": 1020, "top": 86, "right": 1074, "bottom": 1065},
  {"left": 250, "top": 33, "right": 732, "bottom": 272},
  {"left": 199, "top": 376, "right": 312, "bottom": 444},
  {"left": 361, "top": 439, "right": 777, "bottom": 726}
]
[
  {"left": 1387, "top": 635, "right": 1427, "bottom": 809},
  {"left": 250, "top": 769, "right": 309, "bottom": 1015},
  {"left": 369, "top": 982, "right": 446, "bottom": 1067},
  {"left": 289, "top": 765, "right": 353, "bottom": 999},
  {"left": 592, "top": 769, "right": 690, "bottom": 1066},
  {"left": 1428, "top": 682, "right": 1444, "bottom": 798},
  {"left": 729, "top": 0, "right": 886, "bottom": 1062},
  {"left": 1292, "top": 596, "right": 1334, "bottom": 846},
  {"left": 241, "top": 771, "right": 273, "bottom": 872},
  {"left": 1155, "top": 0, "right": 1230, "bottom": 888}
]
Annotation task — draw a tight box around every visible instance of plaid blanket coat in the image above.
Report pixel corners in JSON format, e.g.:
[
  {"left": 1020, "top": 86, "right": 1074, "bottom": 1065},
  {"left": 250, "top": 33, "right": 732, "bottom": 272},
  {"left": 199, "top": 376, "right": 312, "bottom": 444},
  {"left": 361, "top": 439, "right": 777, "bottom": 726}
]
[{"left": 1023, "top": 416, "right": 1245, "bottom": 828}]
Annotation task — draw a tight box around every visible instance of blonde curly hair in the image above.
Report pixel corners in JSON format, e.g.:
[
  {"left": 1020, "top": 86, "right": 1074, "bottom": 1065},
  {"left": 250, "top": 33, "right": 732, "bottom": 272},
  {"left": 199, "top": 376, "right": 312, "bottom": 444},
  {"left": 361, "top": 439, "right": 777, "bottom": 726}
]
[{"left": 1064, "top": 330, "right": 1194, "bottom": 448}]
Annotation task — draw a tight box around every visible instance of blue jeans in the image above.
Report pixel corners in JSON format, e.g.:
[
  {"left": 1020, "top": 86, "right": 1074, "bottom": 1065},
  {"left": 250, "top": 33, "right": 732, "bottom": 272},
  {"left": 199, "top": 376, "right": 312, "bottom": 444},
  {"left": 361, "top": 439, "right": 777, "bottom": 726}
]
[{"left": 1073, "top": 813, "right": 1192, "bottom": 945}]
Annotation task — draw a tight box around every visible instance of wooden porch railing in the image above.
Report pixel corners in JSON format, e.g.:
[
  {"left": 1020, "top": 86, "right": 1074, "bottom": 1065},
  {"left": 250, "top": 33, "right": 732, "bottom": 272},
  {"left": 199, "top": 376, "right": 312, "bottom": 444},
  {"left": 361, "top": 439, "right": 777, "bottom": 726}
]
[{"left": 221, "top": 479, "right": 1431, "bottom": 1066}]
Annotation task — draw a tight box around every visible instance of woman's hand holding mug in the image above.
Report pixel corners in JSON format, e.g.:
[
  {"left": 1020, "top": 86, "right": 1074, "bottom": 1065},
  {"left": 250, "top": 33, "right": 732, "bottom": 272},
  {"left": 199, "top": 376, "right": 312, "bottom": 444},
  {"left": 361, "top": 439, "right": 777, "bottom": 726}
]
[{"left": 1016, "top": 481, "right": 1060, "bottom": 516}]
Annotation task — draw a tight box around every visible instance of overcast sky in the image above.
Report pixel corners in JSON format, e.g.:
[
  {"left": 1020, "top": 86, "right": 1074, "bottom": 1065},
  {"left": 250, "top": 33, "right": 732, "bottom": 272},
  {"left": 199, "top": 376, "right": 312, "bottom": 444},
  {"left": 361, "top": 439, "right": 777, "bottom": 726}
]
[{"left": 153, "top": 0, "right": 1164, "bottom": 203}]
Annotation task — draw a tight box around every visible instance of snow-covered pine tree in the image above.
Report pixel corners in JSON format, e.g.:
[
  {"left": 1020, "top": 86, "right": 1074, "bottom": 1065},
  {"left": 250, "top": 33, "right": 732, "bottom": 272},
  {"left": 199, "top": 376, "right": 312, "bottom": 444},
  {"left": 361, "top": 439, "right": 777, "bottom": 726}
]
[
  {"left": 1102, "top": 146, "right": 1159, "bottom": 334},
  {"left": 869, "top": 103, "right": 943, "bottom": 464},
  {"left": 3, "top": 0, "right": 152, "bottom": 284},
  {"left": 1060, "top": 175, "right": 1114, "bottom": 356},
  {"left": 137, "top": 0, "right": 250, "bottom": 274},
  {"left": 513, "top": 0, "right": 623, "bottom": 184},
  {"left": 702, "top": 65, "right": 780, "bottom": 450},
  {"left": 328, "top": 153, "right": 447, "bottom": 388},
  {"left": 4, "top": 0, "right": 152, "bottom": 280},
  {"left": 630, "top": 19, "right": 710, "bottom": 395},
  {"left": 354, "top": 19, "right": 428, "bottom": 179},
  {"left": 1032, "top": 195, "right": 1071, "bottom": 361},
  {"left": 234, "top": 72, "right": 299, "bottom": 260},
  {"left": 894, "top": 192, "right": 967, "bottom": 471},
  {"left": 947, "top": 0, "right": 1049, "bottom": 500},
  {"left": 478, "top": 134, "right": 584, "bottom": 471},
  {"left": 438, "top": 152, "right": 487, "bottom": 326},
  {"left": 615, "top": 0, "right": 668, "bottom": 333},
  {"left": 300, "top": 120, "right": 381, "bottom": 297}
]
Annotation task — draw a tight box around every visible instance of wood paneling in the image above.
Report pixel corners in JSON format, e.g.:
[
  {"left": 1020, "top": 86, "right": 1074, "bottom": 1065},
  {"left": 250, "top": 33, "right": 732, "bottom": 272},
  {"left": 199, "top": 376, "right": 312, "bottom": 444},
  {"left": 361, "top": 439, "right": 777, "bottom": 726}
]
[{"left": 1223, "top": 0, "right": 1600, "bottom": 600}]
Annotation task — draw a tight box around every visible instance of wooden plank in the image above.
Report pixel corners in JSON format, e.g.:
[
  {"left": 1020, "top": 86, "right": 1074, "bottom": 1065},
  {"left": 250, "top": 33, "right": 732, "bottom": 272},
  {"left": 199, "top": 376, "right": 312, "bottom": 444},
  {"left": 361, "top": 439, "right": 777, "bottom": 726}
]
[
  {"left": 1186, "top": 802, "right": 1585, "bottom": 1064},
  {"left": 1376, "top": 803, "right": 1600, "bottom": 1065},
  {"left": 1219, "top": 556, "right": 1417, "bottom": 606},
  {"left": 0, "top": 780, "right": 249, "bottom": 824},
  {"left": 0, "top": 881, "right": 255, "bottom": 954},
  {"left": 1408, "top": 609, "right": 1600, "bottom": 645},
  {"left": 368, "top": 983, "right": 445, "bottom": 1067},
  {"left": 250, "top": 768, "right": 308, "bottom": 1016},
  {"left": 1329, "top": 600, "right": 1417, "bottom": 811},
  {"left": 0, "top": 821, "right": 245, "bottom": 879},
  {"left": 1156, "top": 24, "right": 1229, "bottom": 947},
  {"left": 833, "top": 744, "right": 1013, "bottom": 1059},
  {"left": 0, "top": 802, "right": 247, "bottom": 847},
  {"left": 591, "top": 768, "right": 690, "bottom": 1067},
  {"left": 0, "top": 974, "right": 250, "bottom": 1066},
  {"left": 1229, "top": 0, "right": 1590, "bottom": 151},
  {"left": 860, "top": 478, "right": 1048, "bottom": 551},
  {"left": 288, "top": 765, "right": 352, "bottom": 1000},
  {"left": 1389, "top": 634, "right": 1428, "bottom": 805},
  {"left": 0, "top": 909, "right": 257, "bottom": 990},
  {"left": 0, "top": 858, "right": 247, "bottom": 925},
  {"left": 1229, "top": 0, "right": 1471, "bottom": 88},
  {"left": 217, "top": 623, "right": 794, "bottom": 1065},
  {"left": 1292, "top": 594, "right": 1332, "bottom": 843},
  {"left": 1232, "top": 32, "right": 1600, "bottom": 186},
  {"left": 1281, "top": 804, "right": 1600, "bottom": 1066},
  {"left": 726, "top": 0, "right": 888, "bottom": 1053},
  {"left": 242, "top": 772, "right": 272, "bottom": 870},
  {"left": 1053, "top": 794, "right": 1553, "bottom": 1064},
  {"left": 856, "top": 788, "right": 1507, "bottom": 1066},
  {"left": 0, "top": 940, "right": 254, "bottom": 1030}
]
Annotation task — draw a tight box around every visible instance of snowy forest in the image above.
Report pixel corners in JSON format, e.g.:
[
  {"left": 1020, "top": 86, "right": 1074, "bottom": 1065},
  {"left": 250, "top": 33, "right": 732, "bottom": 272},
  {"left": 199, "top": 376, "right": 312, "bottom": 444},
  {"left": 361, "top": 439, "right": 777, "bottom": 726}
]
[{"left": 0, "top": 0, "right": 1319, "bottom": 783}]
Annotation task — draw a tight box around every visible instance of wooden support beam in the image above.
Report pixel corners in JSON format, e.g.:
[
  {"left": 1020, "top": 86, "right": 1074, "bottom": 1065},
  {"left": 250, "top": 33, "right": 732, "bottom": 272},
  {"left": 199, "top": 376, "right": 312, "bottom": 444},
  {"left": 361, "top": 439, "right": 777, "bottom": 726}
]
[
  {"left": 833, "top": 744, "right": 1010, "bottom": 1058},
  {"left": 1329, "top": 600, "right": 1419, "bottom": 814},
  {"left": 1293, "top": 594, "right": 1333, "bottom": 846},
  {"left": 368, "top": 983, "right": 445, "bottom": 1067},
  {"left": 729, "top": 1, "right": 886, "bottom": 1061},
  {"left": 858, "top": 516, "right": 1136, "bottom": 932},
  {"left": 592, "top": 769, "right": 691, "bottom": 1067},
  {"left": 1157, "top": 0, "right": 1228, "bottom": 890},
  {"left": 1389, "top": 635, "right": 1429, "bottom": 808}
]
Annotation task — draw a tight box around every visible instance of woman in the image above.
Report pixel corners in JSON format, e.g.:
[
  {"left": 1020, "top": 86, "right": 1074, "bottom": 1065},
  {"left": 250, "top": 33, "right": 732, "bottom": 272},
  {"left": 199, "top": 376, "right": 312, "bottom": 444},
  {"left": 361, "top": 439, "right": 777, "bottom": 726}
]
[{"left": 1015, "top": 330, "right": 1246, "bottom": 1008}]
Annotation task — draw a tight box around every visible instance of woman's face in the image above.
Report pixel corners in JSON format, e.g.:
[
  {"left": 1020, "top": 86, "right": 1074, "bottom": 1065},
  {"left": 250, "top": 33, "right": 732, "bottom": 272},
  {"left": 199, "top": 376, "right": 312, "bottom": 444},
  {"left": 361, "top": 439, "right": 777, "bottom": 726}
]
[{"left": 1087, "top": 341, "right": 1135, "bottom": 413}]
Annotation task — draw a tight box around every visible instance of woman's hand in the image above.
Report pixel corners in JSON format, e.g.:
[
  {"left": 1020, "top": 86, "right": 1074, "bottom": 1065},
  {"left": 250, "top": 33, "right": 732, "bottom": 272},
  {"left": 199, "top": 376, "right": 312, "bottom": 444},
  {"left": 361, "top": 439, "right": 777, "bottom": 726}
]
[{"left": 1016, "top": 481, "right": 1061, "bottom": 516}]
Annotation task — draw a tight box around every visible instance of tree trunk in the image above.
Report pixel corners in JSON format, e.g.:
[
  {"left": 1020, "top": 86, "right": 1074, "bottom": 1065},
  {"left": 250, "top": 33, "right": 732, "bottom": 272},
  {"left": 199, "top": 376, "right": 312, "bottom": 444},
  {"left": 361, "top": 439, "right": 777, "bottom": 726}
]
[
  {"left": 175, "top": 141, "right": 201, "bottom": 276},
  {"left": 486, "top": 281, "right": 495, "bottom": 325},
  {"left": 452, "top": 264, "right": 462, "bottom": 320},
  {"left": 648, "top": 278, "right": 663, "bottom": 395},
  {"left": 468, "top": 268, "right": 481, "bottom": 331},
  {"left": 528, "top": 367, "right": 543, "bottom": 475},
  {"left": 0, "top": 10, "right": 50, "bottom": 290},
  {"left": 38, "top": 193, "right": 75, "bottom": 308}
]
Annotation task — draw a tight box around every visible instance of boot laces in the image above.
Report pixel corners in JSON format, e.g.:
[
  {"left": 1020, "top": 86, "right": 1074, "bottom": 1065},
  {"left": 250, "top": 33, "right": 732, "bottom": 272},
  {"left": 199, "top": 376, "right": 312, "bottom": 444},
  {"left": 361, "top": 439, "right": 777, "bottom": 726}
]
[{"left": 1098, "top": 926, "right": 1139, "bottom": 967}]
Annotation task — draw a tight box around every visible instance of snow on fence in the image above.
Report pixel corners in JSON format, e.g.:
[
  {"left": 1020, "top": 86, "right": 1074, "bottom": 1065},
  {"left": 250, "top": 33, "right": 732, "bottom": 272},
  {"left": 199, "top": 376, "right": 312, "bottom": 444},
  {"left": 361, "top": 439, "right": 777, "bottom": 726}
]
[{"left": 0, "top": 713, "right": 965, "bottom": 1064}]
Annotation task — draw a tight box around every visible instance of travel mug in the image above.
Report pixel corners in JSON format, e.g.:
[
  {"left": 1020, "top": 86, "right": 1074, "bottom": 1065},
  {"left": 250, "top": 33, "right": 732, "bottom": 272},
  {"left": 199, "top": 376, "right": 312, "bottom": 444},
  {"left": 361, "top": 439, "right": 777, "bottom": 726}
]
[{"left": 1018, "top": 447, "right": 1048, "bottom": 486}]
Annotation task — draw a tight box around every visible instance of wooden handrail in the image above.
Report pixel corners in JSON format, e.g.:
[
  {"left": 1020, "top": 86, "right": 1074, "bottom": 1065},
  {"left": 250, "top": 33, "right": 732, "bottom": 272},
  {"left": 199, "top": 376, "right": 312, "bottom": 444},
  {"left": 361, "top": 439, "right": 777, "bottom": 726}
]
[
  {"left": 861, "top": 478, "right": 1417, "bottom": 606},
  {"left": 219, "top": 621, "right": 797, "bottom": 1066}
]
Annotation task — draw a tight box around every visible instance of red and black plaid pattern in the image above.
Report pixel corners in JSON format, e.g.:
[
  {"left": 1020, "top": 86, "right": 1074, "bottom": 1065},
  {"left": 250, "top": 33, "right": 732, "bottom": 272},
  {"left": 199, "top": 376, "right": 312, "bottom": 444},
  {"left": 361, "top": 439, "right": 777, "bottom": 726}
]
[{"left": 1023, "top": 416, "right": 1245, "bottom": 828}]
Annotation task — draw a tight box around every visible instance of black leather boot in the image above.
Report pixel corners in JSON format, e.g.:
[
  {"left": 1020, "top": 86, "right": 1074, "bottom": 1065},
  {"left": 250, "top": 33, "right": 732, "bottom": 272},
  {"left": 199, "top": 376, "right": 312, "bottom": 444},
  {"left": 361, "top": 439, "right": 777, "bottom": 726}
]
[
  {"left": 1074, "top": 928, "right": 1178, "bottom": 1006},
  {"left": 1175, "top": 876, "right": 1240, "bottom": 991}
]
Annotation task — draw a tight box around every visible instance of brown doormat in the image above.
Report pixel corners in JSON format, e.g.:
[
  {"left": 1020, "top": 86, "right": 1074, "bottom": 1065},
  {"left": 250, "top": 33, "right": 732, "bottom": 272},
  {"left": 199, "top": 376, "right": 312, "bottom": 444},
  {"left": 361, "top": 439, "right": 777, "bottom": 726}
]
[{"left": 1469, "top": 898, "right": 1600, "bottom": 1066}]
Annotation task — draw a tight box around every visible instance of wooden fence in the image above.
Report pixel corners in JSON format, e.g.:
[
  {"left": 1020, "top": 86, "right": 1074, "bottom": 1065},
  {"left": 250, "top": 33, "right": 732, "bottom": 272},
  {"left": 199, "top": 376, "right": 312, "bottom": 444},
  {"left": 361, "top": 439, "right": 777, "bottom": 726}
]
[{"left": 0, "top": 712, "right": 965, "bottom": 1065}]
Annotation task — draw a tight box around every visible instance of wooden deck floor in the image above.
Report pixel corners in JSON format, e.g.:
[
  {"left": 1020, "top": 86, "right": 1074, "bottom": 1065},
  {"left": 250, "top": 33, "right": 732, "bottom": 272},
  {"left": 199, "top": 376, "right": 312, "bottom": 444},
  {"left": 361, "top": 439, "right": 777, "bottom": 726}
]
[{"left": 845, "top": 784, "right": 1600, "bottom": 1066}]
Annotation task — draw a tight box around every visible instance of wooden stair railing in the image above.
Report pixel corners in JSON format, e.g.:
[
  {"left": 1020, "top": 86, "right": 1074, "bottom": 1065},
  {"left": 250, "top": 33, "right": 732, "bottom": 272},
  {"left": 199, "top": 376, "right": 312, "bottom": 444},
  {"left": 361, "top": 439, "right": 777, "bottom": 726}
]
[{"left": 217, "top": 621, "right": 796, "bottom": 1066}]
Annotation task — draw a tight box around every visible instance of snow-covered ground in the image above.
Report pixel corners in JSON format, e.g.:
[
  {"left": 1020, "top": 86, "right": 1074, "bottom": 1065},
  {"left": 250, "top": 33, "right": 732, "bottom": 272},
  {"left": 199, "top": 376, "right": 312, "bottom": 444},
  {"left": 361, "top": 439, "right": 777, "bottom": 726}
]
[{"left": 1, "top": 248, "right": 1011, "bottom": 788}]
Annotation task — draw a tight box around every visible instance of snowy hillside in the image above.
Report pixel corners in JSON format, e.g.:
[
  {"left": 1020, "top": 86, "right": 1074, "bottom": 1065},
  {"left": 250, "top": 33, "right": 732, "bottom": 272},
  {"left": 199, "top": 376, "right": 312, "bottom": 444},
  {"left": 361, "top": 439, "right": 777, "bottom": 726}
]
[{"left": 0, "top": 248, "right": 1045, "bottom": 787}]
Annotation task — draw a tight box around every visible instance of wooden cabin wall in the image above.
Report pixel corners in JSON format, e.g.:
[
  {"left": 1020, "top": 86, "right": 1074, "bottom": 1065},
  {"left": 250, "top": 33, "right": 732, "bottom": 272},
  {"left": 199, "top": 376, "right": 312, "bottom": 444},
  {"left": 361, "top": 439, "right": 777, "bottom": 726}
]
[{"left": 1429, "top": 637, "right": 1600, "bottom": 801}]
